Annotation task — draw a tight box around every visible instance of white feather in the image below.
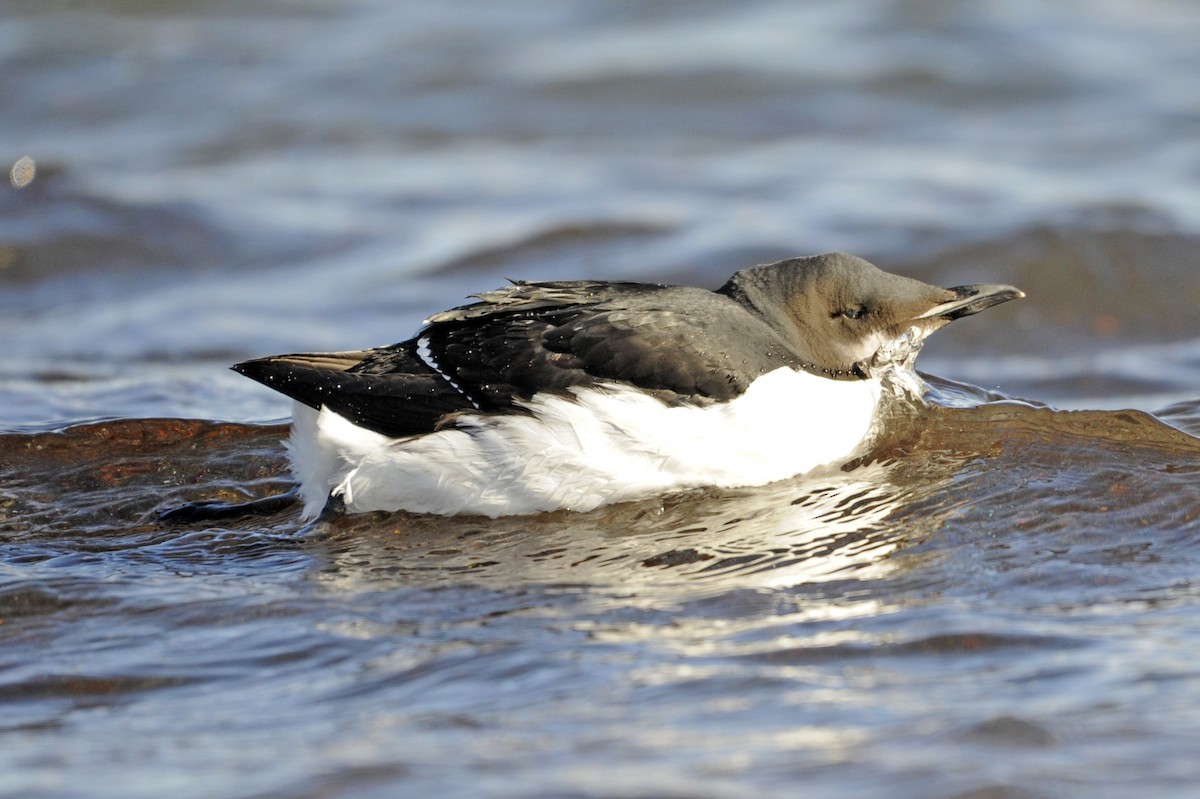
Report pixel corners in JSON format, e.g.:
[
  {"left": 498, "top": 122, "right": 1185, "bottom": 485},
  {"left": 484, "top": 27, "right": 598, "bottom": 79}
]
[{"left": 286, "top": 366, "right": 883, "bottom": 518}]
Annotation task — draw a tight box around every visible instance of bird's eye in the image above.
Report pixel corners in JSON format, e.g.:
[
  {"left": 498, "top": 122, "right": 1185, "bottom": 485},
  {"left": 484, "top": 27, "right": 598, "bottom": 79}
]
[{"left": 835, "top": 306, "right": 868, "bottom": 320}]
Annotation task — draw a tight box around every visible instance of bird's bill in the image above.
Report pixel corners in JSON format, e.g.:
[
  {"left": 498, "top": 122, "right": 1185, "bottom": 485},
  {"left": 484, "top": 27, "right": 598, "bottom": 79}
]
[
  {"left": 916, "top": 284, "right": 1025, "bottom": 321},
  {"left": 864, "top": 282, "right": 1024, "bottom": 375}
]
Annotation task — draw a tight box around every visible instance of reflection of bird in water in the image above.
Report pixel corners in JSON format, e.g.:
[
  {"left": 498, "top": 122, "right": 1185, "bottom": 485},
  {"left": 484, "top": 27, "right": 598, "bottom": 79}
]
[{"left": 313, "top": 459, "right": 933, "bottom": 595}]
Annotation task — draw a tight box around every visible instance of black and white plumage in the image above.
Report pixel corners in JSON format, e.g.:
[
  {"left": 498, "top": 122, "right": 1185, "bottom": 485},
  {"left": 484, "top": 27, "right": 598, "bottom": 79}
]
[{"left": 233, "top": 253, "right": 1022, "bottom": 518}]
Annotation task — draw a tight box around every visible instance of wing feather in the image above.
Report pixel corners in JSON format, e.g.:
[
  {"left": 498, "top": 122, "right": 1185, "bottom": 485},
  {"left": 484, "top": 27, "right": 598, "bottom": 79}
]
[
  {"left": 234, "top": 279, "right": 803, "bottom": 438},
  {"left": 420, "top": 280, "right": 801, "bottom": 405}
]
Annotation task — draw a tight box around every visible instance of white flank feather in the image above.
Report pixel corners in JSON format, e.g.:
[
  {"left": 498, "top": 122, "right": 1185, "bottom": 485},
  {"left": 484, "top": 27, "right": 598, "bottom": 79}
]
[{"left": 286, "top": 366, "right": 884, "bottom": 518}]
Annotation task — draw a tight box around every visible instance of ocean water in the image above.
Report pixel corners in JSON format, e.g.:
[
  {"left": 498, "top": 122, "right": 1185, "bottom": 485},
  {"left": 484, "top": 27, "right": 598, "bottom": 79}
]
[{"left": 3, "top": 1, "right": 1200, "bottom": 797}]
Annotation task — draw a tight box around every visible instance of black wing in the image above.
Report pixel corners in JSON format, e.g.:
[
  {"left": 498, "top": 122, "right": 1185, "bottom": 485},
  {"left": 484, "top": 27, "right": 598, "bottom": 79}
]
[
  {"left": 402, "top": 279, "right": 803, "bottom": 405},
  {"left": 235, "top": 279, "right": 802, "bottom": 438},
  {"left": 232, "top": 346, "right": 476, "bottom": 438}
]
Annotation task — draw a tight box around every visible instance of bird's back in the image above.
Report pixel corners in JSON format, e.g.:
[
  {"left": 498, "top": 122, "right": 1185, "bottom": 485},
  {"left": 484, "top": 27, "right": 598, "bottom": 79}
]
[{"left": 235, "top": 278, "right": 803, "bottom": 438}]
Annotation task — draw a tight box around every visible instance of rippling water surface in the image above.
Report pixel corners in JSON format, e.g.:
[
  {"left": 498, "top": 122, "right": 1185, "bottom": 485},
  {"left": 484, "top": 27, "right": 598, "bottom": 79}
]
[{"left": 4, "top": 2, "right": 1200, "bottom": 797}]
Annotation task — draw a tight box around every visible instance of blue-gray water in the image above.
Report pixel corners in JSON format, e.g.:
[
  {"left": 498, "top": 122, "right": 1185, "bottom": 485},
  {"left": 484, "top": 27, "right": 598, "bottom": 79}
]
[{"left": 3, "top": 2, "right": 1200, "bottom": 797}]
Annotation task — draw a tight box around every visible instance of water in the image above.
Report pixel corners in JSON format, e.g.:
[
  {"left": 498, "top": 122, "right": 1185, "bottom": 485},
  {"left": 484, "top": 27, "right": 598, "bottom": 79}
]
[{"left": 3, "top": 1, "right": 1200, "bottom": 797}]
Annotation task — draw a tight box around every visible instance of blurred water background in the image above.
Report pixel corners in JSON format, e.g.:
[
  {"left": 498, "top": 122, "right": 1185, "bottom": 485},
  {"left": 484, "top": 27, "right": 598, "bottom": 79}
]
[{"left": 3, "top": 2, "right": 1200, "bottom": 798}]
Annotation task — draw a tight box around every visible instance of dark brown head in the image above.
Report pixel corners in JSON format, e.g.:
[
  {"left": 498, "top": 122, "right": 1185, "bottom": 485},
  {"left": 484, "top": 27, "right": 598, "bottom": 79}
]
[{"left": 718, "top": 252, "right": 1023, "bottom": 377}]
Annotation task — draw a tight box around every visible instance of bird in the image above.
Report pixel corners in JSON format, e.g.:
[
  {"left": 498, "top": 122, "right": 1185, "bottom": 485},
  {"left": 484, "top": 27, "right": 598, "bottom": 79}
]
[{"left": 232, "top": 252, "right": 1023, "bottom": 518}]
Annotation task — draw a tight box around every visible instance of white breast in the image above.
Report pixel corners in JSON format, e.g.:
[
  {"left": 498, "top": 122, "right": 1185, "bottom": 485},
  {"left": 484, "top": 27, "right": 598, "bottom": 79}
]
[{"left": 286, "top": 366, "right": 884, "bottom": 518}]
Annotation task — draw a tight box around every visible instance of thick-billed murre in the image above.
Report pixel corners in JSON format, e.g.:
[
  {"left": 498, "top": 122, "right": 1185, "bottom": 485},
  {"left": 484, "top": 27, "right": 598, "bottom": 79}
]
[{"left": 233, "top": 252, "right": 1023, "bottom": 518}]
